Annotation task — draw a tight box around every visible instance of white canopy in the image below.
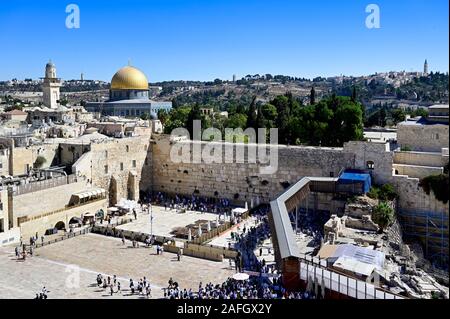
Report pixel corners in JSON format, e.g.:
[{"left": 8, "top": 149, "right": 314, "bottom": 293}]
[
  {"left": 232, "top": 207, "right": 248, "bottom": 216},
  {"left": 233, "top": 273, "right": 249, "bottom": 281}
]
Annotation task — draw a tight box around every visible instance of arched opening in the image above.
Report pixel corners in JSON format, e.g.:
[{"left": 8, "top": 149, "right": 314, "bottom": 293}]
[
  {"left": 69, "top": 217, "right": 82, "bottom": 225},
  {"left": 55, "top": 221, "right": 66, "bottom": 231},
  {"left": 366, "top": 161, "right": 375, "bottom": 170}
]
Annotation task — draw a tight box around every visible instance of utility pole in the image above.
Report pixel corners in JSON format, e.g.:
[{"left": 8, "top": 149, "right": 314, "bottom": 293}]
[{"left": 150, "top": 205, "right": 153, "bottom": 237}]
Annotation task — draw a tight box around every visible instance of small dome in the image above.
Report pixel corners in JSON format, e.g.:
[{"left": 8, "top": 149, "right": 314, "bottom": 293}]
[{"left": 111, "top": 66, "right": 149, "bottom": 90}]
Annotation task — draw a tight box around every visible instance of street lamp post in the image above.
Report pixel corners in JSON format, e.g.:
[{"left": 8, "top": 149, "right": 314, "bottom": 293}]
[{"left": 150, "top": 205, "right": 153, "bottom": 237}]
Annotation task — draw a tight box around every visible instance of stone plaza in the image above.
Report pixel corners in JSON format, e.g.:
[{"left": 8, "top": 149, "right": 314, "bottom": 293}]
[{"left": 0, "top": 233, "right": 234, "bottom": 299}]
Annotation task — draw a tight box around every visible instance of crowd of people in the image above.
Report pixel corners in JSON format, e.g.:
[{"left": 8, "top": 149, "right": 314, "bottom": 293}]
[
  {"left": 293, "top": 207, "right": 329, "bottom": 246},
  {"left": 34, "top": 287, "right": 49, "bottom": 299},
  {"left": 162, "top": 276, "right": 318, "bottom": 300},
  {"left": 146, "top": 192, "right": 233, "bottom": 216},
  {"left": 232, "top": 205, "right": 273, "bottom": 273},
  {"left": 95, "top": 274, "right": 153, "bottom": 298}
]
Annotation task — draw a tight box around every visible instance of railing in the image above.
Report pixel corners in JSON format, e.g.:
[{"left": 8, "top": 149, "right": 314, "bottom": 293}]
[
  {"left": 24, "top": 227, "right": 91, "bottom": 250},
  {"left": 18, "top": 196, "right": 107, "bottom": 225},
  {"left": 298, "top": 253, "right": 404, "bottom": 299},
  {"left": 190, "top": 210, "right": 251, "bottom": 245},
  {"left": 12, "top": 175, "right": 79, "bottom": 196}
]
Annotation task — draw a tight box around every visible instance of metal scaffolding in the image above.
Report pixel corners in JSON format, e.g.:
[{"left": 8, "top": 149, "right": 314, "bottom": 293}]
[{"left": 397, "top": 210, "right": 449, "bottom": 269}]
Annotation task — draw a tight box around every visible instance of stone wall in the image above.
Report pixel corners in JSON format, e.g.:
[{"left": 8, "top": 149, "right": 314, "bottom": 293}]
[
  {"left": 393, "top": 164, "right": 443, "bottom": 179},
  {"left": 11, "top": 180, "right": 90, "bottom": 221},
  {"left": 19, "top": 198, "right": 107, "bottom": 239},
  {"left": 343, "top": 141, "right": 394, "bottom": 185},
  {"left": 0, "top": 148, "right": 9, "bottom": 176},
  {"left": 392, "top": 175, "right": 449, "bottom": 215},
  {"left": 86, "top": 136, "right": 152, "bottom": 205},
  {"left": 393, "top": 151, "right": 448, "bottom": 168},
  {"left": 397, "top": 123, "right": 449, "bottom": 153},
  {"left": 150, "top": 136, "right": 355, "bottom": 204},
  {"left": 9, "top": 143, "right": 59, "bottom": 176}
]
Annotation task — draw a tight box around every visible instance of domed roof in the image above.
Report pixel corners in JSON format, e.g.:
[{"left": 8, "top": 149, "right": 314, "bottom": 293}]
[{"left": 110, "top": 66, "right": 149, "bottom": 90}]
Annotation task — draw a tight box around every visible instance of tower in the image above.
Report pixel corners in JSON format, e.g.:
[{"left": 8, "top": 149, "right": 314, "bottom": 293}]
[
  {"left": 41, "top": 60, "right": 61, "bottom": 109},
  {"left": 424, "top": 59, "right": 429, "bottom": 76}
]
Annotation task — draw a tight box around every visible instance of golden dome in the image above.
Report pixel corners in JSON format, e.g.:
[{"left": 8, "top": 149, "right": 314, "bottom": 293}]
[{"left": 110, "top": 66, "right": 149, "bottom": 90}]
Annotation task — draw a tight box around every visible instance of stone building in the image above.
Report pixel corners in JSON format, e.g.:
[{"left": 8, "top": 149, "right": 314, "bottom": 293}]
[
  {"left": 41, "top": 61, "right": 61, "bottom": 109},
  {"left": 85, "top": 65, "right": 172, "bottom": 117},
  {"left": 397, "top": 105, "right": 449, "bottom": 153}
]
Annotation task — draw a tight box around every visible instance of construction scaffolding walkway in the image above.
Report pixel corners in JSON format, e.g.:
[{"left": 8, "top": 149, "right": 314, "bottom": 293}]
[
  {"left": 268, "top": 176, "right": 404, "bottom": 299},
  {"left": 397, "top": 210, "right": 449, "bottom": 269}
]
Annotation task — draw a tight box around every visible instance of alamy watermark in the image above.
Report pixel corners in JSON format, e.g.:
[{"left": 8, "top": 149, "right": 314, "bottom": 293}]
[
  {"left": 169, "top": 121, "right": 279, "bottom": 175},
  {"left": 366, "top": 4, "right": 381, "bottom": 29},
  {"left": 65, "top": 4, "right": 80, "bottom": 29}
]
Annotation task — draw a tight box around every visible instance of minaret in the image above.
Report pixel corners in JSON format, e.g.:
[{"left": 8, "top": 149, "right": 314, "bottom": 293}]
[
  {"left": 41, "top": 60, "right": 61, "bottom": 109},
  {"left": 424, "top": 59, "right": 429, "bottom": 76}
]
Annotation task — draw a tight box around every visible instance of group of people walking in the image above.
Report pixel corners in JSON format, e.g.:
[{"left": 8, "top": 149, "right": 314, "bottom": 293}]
[{"left": 95, "top": 274, "right": 151, "bottom": 298}]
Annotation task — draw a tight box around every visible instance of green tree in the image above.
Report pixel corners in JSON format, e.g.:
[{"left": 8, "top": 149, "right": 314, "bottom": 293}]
[
  {"left": 157, "top": 109, "right": 169, "bottom": 124},
  {"left": 372, "top": 202, "right": 395, "bottom": 232},
  {"left": 310, "top": 87, "right": 316, "bottom": 105},
  {"left": 226, "top": 113, "right": 247, "bottom": 129},
  {"left": 260, "top": 103, "right": 277, "bottom": 128},
  {"left": 391, "top": 109, "right": 406, "bottom": 125},
  {"left": 187, "top": 103, "right": 204, "bottom": 139},
  {"left": 246, "top": 96, "right": 258, "bottom": 129}
]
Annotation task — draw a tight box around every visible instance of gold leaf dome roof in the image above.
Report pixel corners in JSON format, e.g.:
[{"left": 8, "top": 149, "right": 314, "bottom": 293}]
[{"left": 110, "top": 66, "right": 149, "bottom": 90}]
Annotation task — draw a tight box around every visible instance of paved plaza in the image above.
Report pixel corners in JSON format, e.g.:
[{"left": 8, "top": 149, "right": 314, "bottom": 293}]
[
  {"left": 116, "top": 205, "right": 227, "bottom": 238},
  {"left": 0, "top": 233, "right": 234, "bottom": 299}
]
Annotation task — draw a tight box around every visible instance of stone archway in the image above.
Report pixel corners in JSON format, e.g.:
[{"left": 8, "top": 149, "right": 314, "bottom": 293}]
[{"left": 55, "top": 221, "right": 66, "bottom": 231}]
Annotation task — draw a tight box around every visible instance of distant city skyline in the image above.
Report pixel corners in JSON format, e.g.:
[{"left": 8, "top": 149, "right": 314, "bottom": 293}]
[{"left": 0, "top": 0, "right": 448, "bottom": 82}]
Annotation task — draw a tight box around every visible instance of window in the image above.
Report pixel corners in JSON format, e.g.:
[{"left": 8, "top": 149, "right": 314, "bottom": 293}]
[
  {"left": 329, "top": 172, "right": 334, "bottom": 177},
  {"left": 366, "top": 161, "right": 375, "bottom": 170},
  {"left": 105, "top": 150, "right": 108, "bottom": 158},
  {"left": 120, "top": 163, "right": 124, "bottom": 171},
  {"left": 126, "top": 145, "right": 129, "bottom": 152},
  {"left": 132, "top": 160, "right": 136, "bottom": 168},
  {"left": 104, "top": 165, "right": 108, "bottom": 174}
]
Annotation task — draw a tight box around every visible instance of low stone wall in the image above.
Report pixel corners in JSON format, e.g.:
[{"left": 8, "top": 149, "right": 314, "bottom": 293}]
[
  {"left": 0, "top": 227, "right": 20, "bottom": 246},
  {"left": 394, "top": 150, "right": 448, "bottom": 167},
  {"left": 163, "top": 243, "right": 224, "bottom": 262},
  {"left": 190, "top": 221, "right": 233, "bottom": 244},
  {"left": 19, "top": 199, "right": 107, "bottom": 239},
  {"left": 393, "top": 164, "right": 443, "bottom": 179},
  {"left": 185, "top": 242, "right": 238, "bottom": 259}
]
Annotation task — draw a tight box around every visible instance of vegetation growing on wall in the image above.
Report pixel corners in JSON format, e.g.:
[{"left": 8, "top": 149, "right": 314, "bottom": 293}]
[
  {"left": 367, "top": 184, "right": 398, "bottom": 201},
  {"left": 419, "top": 173, "right": 449, "bottom": 204}
]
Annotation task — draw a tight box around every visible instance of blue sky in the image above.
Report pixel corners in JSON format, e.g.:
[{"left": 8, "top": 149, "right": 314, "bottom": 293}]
[{"left": 0, "top": 0, "right": 448, "bottom": 82}]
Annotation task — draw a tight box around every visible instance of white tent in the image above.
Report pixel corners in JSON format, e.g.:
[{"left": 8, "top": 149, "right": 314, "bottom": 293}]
[{"left": 233, "top": 273, "right": 249, "bottom": 281}]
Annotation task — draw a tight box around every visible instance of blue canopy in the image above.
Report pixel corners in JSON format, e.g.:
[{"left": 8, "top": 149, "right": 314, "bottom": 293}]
[{"left": 338, "top": 171, "right": 372, "bottom": 194}]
